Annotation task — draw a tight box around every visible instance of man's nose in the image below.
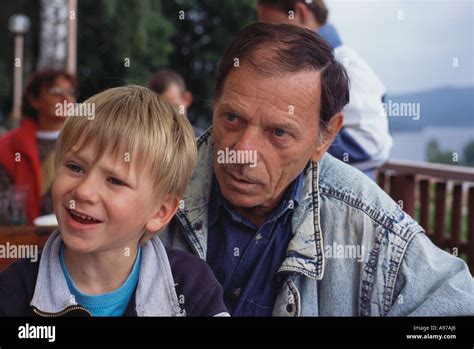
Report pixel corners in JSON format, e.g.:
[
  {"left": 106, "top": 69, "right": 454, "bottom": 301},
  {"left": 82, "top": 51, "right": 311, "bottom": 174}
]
[
  {"left": 233, "top": 127, "right": 260, "bottom": 165},
  {"left": 234, "top": 127, "right": 260, "bottom": 150}
]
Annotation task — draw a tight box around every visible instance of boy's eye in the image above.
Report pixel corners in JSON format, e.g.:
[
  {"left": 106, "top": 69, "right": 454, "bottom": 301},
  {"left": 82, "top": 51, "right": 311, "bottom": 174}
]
[
  {"left": 66, "top": 163, "right": 82, "bottom": 173},
  {"left": 107, "top": 177, "right": 126, "bottom": 186}
]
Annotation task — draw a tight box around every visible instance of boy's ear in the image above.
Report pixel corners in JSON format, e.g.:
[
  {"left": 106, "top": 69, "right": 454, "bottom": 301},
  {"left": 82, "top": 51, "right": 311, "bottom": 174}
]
[
  {"left": 183, "top": 91, "right": 193, "bottom": 109},
  {"left": 145, "top": 195, "right": 180, "bottom": 233},
  {"left": 311, "top": 112, "right": 344, "bottom": 162}
]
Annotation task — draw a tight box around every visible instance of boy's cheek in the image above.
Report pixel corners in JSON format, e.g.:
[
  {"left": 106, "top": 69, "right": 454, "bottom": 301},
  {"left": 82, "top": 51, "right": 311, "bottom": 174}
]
[{"left": 52, "top": 174, "right": 69, "bottom": 206}]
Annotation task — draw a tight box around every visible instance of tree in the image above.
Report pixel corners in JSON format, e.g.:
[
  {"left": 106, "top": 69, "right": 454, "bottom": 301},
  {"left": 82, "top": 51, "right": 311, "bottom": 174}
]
[
  {"left": 76, "top": 0, "right": 174, "bottom": 99},
  {"left": 162, "top": 0, "right": 256, "bottom": 127},
  {"left": 426, "top": 139, "right": 458, "bottom": 165},
  {"left": 462, "top": 140, "right": 474, "bottom": 167},
  {"left": 0, "top": 0, "right": 256, "bottom": 128}
]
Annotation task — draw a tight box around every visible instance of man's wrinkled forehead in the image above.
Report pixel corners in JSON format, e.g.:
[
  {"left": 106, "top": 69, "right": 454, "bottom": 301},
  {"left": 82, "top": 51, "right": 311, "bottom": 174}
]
[{"left": 216, "top": 64, "right": 322, "bottom": 119}]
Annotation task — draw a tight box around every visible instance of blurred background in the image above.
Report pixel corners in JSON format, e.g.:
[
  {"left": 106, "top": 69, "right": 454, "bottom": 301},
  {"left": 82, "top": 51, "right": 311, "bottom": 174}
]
[
  {"left": 0, "top": 0, "right": 472, "bottom": 165},
  {"left": 0, "top": 0, "right": 256, "bottom": 133},
  {"left": 329, "top": 0, "right": 473, "bottom": 166},
  {"left": 0, "top": 0, "right": 472, "bottom": 271}
]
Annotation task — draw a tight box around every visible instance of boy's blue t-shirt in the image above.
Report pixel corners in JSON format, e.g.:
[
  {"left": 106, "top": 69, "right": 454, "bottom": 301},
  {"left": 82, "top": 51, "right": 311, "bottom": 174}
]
[{"left": 59, "top": 245, "right": 142, "bottom": 316}]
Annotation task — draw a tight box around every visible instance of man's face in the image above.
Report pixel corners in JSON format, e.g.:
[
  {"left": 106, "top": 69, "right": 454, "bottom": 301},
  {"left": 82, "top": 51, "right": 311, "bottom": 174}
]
[
  {"left": 257, "top": 4, "right": 304, "bottom": 27},
  {"left": 212, "top": 64, "right": 323, "bottom": 211},
  {"left": 52, "top": 141, "right": 161, "bottom": 254}
]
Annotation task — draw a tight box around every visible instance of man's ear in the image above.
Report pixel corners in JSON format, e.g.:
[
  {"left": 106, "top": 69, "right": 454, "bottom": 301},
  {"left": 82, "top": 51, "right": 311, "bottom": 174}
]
[
  {"left": 183, "top": 91, "right": 193, "bottom": 109},
  {"left": 294, "top": 2, "right": 316, "bottom": 28},
  {"left": 311, "top": 112, "right": 344, "bottom": 162},
  {"left": 145, "top": 195, "right": 180, "bottom": 233}
]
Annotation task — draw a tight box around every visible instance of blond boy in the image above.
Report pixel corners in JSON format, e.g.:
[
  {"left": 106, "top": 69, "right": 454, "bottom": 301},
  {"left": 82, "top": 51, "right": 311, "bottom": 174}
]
[{"left": 0, "top": 86, "right": 228, "bottom": 317}]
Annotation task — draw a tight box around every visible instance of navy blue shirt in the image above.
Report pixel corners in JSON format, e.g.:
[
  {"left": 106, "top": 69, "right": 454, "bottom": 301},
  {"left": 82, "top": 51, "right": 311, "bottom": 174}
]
[{"left": 206, "top": 172, "right": 304, "bottom": 316}]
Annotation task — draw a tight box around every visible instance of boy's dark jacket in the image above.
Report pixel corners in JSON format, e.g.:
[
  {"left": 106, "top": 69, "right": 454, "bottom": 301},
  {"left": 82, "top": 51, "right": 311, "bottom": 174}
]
[{"left": 0, "top": 233, "right": 228, "bottom": 317}]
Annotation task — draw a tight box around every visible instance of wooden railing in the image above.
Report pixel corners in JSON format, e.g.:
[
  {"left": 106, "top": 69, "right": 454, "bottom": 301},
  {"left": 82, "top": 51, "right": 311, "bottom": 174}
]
[
  {"left": 377, "top": 160, "right": 474, "bottom": 274},
  {"left": 0, "top": 226, "right": 54, "bottom": 271}
]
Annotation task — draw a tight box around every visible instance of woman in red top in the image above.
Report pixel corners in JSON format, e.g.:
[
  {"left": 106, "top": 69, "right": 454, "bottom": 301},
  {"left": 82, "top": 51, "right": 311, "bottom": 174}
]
[{"left": 0, "top": 69, "right": 76, "bottom": 224}]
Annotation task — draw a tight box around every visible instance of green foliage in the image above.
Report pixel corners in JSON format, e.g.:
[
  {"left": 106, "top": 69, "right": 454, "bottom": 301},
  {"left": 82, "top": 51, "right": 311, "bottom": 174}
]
[
  {"left": 462, "top": 140, "right": 474, "bottom": 167},
  {"left": 426, "top": 139, "right": 474, "bottom": 167},
  {"left": 0, "top": 0, "right": 256, "bottom": 127},
  {"left": 77, "top": 0, "right": 174, "bottom": 97},
  {"left": 161, "top": 0, "right": 256, "bottom": 126},
  {"left": 426, "top": 140, "right": 455, "bottom": 165}
]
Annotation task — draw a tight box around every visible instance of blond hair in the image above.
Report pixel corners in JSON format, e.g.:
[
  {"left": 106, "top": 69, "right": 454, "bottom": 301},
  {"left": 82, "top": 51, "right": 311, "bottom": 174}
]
[{"left": 55, "top": 85, "right": 197, "bottom": 202}]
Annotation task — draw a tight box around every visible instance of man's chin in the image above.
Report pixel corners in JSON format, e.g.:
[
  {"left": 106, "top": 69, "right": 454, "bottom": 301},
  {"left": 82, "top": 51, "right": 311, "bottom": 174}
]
[{"left": 221, "top": 188, "right": 264, "bottom": 210}]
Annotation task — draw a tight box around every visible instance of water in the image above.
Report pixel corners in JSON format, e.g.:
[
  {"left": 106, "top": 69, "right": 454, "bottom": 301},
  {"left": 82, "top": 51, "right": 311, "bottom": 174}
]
[{"left": 390, "top": 127, "right": 474, "bottom": 164}]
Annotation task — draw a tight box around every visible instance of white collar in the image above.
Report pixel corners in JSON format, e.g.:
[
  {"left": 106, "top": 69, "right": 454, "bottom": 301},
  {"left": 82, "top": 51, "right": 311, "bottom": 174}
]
[{"left": 36, "top": 130, "right": 60, "bottom": 140}]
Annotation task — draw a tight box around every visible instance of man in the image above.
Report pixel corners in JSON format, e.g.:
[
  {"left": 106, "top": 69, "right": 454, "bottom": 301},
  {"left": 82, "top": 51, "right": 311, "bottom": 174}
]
[
  {"left": 148, "top": 69, "right": 203, "bottom": 137},
  {"left": 257, "top": 0, "right": 392, "bottom": 177},
  {"left": 160, "top": 23, "right": 474, "bottom": 316},
  {"left": 0, "top": 69, "right": 76, "bottom": 223}
]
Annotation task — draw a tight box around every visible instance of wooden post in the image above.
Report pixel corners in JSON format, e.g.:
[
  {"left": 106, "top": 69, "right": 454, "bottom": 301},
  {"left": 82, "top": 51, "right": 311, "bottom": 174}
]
[
  {"left": 66, "top": 0, "right": 77, "bottom": 75},
  {"left": 450, "top": 183, "right": 463, "bottom": 252},
  {"left": 434, "top": 181, "right": 447, "bottom": 248},
  {"left": 11, "top": 34, "right": 24, "bottom": 124},
  {"left": 419, "top": 179, "right": 431, "bottom": 233},
  {"left": 390, "top": 174, "right": 415, "bottom": 216},
  {"left": 468, "top": 186, "right": 474, "bottom": 274}
]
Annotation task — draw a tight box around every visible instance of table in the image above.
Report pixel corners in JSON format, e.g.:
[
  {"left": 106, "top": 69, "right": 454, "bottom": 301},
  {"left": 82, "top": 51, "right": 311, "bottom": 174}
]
[{"left": 0, "top": 225, "right": 56, "bottom": 271}]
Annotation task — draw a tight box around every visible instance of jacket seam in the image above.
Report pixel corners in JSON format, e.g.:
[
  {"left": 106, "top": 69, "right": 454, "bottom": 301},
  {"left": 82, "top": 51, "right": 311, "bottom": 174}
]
[
  {"left": 286, "top": 278, "right": 300, "bottom": 317},
  {"left": 313, "top": 160, "right": 324, "bottom": 279},
  {"left": 383, "top": 229, "right": 422, "bottom": 315},
  {"left": 319, "top": 185, "right": 423, "bottom": 239}
]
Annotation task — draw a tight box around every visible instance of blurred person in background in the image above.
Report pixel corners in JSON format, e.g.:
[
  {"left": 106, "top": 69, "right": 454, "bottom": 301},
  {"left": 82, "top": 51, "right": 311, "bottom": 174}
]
[
  {"left": 148, "top": 69, "right": 203, "bottom": 137},
  {"left": 257, "top": 0, "right": 392, "bottom": 178},
  {"left": 0, "top": 69, "right": 76, "bottom": 223}
]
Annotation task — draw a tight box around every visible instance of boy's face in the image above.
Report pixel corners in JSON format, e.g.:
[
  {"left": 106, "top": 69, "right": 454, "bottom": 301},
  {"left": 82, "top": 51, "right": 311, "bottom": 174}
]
[{"left": 52, "top": 140, "right": 173, "bottom": 254}]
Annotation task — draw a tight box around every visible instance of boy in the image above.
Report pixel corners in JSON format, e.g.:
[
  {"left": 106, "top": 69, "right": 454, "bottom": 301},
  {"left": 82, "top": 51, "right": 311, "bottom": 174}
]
[
  {"left": 148, "top": 69, "right": 203, "bottom": 137},
  {"left": 0, "top": 85, "right": 228, "bottom": 317}
]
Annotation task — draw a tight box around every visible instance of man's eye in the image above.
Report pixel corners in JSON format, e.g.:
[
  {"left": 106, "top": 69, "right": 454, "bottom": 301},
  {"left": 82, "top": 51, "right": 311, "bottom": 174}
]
[
  {"left": 108, "top": 177, "right": 125, "bottom": 186},
  {"left": 66, "top": 163, "right": 82, "bottom": 173},
  {"left": 226, "top": 113, "right": 238, "bottom": 122},
  {"left": 274, "top": 128, "right": 287, "bottom": 137}
]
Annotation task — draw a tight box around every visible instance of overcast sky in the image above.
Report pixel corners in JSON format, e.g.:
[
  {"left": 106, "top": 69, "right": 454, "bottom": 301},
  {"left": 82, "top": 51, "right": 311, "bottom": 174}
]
[{"left": 326, "top": 0, "right": 473, "bottom": 94}]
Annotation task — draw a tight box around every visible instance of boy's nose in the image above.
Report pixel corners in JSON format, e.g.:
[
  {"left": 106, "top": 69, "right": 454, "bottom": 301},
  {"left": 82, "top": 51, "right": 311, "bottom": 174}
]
[{"left": 72, "top": 176, "right": 100, "bottom": 204}]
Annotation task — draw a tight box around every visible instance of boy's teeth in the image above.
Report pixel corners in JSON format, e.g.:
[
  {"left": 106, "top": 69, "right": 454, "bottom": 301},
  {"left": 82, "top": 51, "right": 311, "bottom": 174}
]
[{"left": 70, "top": 210, "right": 98, "bottom": 222}]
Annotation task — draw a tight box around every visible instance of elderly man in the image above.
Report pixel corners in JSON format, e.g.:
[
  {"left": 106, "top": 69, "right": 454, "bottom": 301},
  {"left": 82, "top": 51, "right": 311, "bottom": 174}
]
[
  {"left": 257, "top": 0, "right": 393, "bottom": 178},
  {"left": 160, "top": 23, "right": 474, "bottom": 316}
]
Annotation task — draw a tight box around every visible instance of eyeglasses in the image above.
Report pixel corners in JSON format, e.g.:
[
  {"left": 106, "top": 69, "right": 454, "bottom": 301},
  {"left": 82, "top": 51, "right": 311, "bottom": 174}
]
[{"left": 48, "top": 87, "right": 76, "bottom": 97}]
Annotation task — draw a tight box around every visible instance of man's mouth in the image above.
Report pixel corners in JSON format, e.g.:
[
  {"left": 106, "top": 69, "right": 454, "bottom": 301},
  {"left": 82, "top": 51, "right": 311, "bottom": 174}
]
[
  {"left": 67, "top": 208, "right": 103, "bottom": 225},
  {"left": 227, "top": 171, "right": 259, "bottom": 185}
]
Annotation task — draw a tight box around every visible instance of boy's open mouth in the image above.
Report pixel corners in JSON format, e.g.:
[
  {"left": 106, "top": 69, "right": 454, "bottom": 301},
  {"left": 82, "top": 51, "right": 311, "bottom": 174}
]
[{"left": 67, "top": 208, "right": 103, "bottom": 225}]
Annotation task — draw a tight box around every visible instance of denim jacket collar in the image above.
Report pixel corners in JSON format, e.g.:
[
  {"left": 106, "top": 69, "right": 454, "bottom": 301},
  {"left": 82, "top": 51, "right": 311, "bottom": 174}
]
[{"left": 175, "top": 128, "right": 325, "bottom": 280}]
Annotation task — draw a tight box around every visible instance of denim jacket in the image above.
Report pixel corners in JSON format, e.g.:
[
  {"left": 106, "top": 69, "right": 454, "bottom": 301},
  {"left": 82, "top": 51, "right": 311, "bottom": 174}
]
[{"left": 160, "top": 128, "right": 474, "bottom": 316}]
